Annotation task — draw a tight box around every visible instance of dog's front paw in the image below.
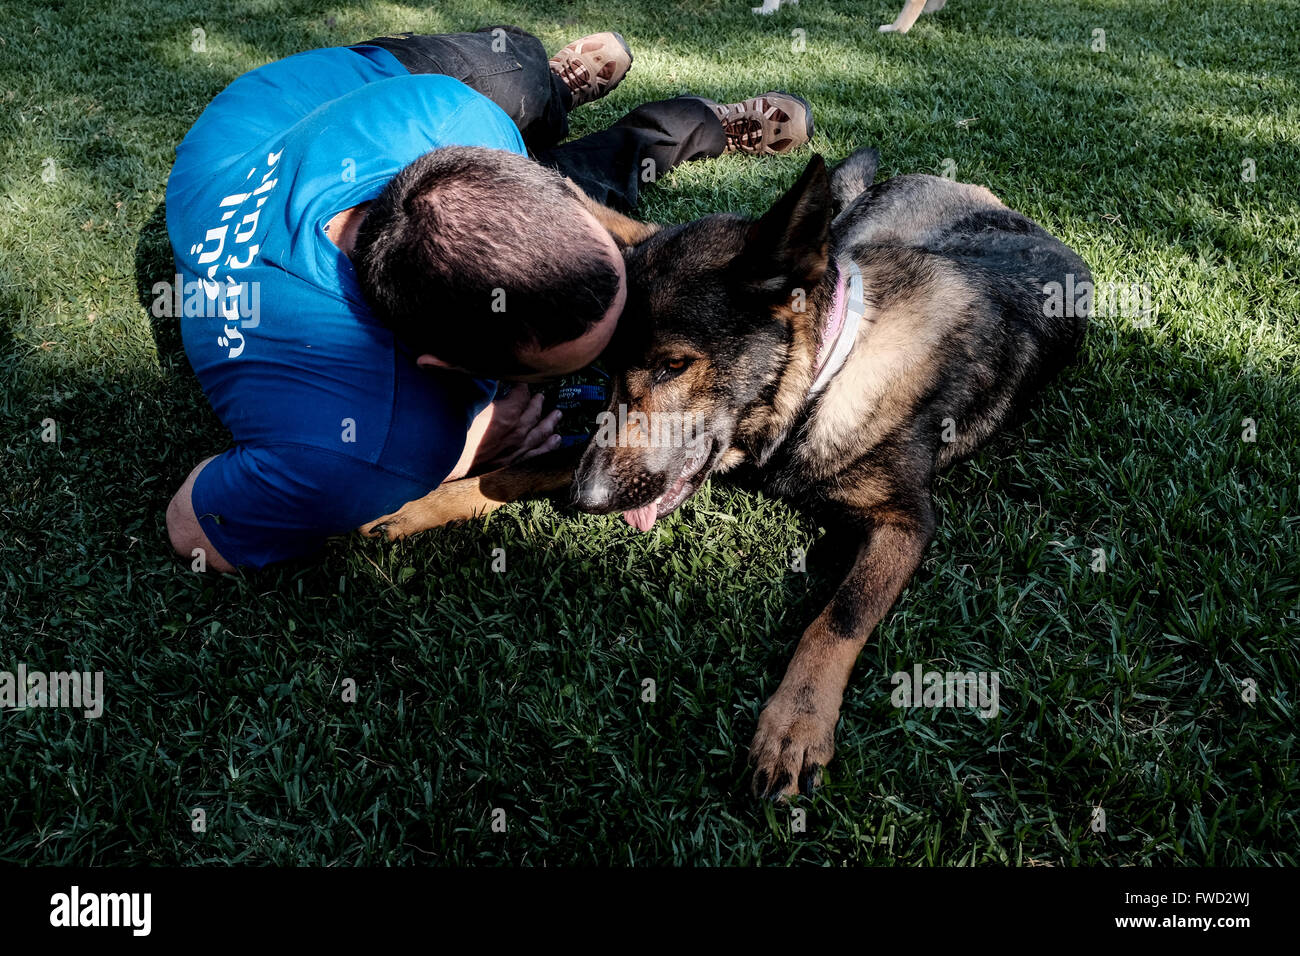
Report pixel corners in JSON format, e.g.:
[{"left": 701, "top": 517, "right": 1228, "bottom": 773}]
[
  {"left": 749, "top": 688, "right": 839, "bottom": 801},
  {"left": 359, "top": 486, "right": 467, "bottom": 541},
  {"left": 359, "top": 511, "right": 410, "bottom": 541}
]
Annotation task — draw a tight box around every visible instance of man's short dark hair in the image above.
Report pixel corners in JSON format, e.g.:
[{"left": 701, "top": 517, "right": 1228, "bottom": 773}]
[{"left": 352, "top": 146, "right": 621, "bottom": 374}]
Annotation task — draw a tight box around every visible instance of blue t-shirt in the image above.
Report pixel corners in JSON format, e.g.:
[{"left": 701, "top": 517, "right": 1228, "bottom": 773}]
[{"left": 166, "top": 45, "right": 526, "bottom": 568}]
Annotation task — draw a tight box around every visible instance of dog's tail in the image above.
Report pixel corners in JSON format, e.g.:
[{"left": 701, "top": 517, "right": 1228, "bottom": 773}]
[{"left": 829, "top": 148, "right": 880, "bottom": 215}]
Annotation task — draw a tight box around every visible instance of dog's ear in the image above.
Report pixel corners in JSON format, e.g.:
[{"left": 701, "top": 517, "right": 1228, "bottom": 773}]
[
  {"left": 829, "top": 147, "right": 879, "bottom": 214},
  {"left": 739, "top": 154, "right": 833, "bottom": 298}
]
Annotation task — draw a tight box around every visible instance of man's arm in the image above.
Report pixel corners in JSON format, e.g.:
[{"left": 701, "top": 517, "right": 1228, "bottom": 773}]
[
  {"left": 166, "top": 458, "right": 236, "bottom": 574},
  {"left": 165, "top": 386, "right": 563, "bottom": 572},
  {"left": 446, "top": 385, "right": 562, "bottom": 481}
]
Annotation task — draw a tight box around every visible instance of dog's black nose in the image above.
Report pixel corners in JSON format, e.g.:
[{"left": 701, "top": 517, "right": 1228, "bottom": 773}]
[{"left": 571, "top": 469, "right": 617, "bottom": 513}]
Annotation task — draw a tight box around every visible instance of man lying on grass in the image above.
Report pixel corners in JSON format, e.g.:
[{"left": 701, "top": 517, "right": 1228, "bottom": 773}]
[{"left": 163, "top": 25, "right": 813, "bottom": 572}]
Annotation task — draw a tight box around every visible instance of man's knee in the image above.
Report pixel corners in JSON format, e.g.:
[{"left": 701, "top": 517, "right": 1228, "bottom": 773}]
[
  {"left": 165, "top": 490, "right": 194, "bottom": 558},
  {"left": 167, "top": 462, "right": 236, "bottom": 573}
]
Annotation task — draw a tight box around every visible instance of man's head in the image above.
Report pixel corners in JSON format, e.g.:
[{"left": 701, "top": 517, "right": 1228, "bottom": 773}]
[{"left": 352, "top": 146, "right": 625, "bottom": 381}]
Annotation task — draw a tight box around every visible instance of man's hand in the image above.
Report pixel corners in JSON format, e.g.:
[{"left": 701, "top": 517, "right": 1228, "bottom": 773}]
[{"left": 447, "top": 385, "right": 562, "bottom": 481}]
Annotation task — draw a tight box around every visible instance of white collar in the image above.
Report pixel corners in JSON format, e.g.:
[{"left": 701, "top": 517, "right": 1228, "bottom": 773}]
[{"left": 807, "top": 257, "right": 864, "bottom": 398}]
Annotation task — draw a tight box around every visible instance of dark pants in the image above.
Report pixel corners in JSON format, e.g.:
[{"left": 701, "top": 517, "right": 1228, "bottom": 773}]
[{"left": 352, "top": 27, "right": 726, "bottom": 210}]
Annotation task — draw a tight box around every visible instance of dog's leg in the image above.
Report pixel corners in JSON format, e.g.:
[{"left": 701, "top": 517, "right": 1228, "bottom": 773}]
[
  {"left": 750, "top": 496, "right": 935, "bottom": 800},
  {"left": 752, "top": 0, "right": 785, "bottom": 14},
  {"left": 880, "top": 0, "right": 929, "bottom": 33},
  {"left": 564, "top": 178, "right": 661, "bottom": 248},
  {"left": 359, "top": 445, "right": 582, "bottom": 541}
]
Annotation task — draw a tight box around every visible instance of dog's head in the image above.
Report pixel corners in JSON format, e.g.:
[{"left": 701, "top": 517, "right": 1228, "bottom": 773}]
[{"left": 573, "top": 155, "right": 833, "bottom": 531}]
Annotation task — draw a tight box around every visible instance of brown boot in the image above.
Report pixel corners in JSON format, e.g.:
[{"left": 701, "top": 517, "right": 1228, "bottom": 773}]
[
  {"left": 696, "top": 92, "right": 814, "bottom": 155},
  {"left": 549, "top": 32, "right": 633, "bottom": 108}
]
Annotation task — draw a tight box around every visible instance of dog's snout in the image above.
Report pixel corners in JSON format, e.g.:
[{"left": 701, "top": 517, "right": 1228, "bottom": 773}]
[{"left": 572, "top": 467, "right": 618, "bottom": 513}]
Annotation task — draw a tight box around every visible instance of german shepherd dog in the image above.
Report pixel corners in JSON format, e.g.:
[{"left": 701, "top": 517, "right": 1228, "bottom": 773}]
[{"left": 362, "top": 149, "right": 1090, "bottom": 800}]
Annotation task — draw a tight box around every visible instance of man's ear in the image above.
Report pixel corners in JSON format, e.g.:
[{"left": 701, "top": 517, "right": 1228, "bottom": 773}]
[{"left": 740, "top": 154, "right": 833, "bottom": 296}]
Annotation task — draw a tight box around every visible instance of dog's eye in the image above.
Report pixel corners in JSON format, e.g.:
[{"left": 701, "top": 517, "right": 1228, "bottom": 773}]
[{"left": 654, "top": 357, "right": 692, "bottom": 384}]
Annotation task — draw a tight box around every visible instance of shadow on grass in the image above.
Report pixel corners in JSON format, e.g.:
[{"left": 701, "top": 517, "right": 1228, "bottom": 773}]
[{"left": 134, "top": 199, "right": 191, "bottom": 377}]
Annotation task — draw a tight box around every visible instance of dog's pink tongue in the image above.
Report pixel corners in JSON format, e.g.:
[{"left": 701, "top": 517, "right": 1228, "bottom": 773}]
[{"left": 623, "top": 503, "right": 658, "bottom": 533}]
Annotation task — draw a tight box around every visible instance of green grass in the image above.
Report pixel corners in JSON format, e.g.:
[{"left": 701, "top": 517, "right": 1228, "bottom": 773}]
[{"left": 1, "top": 0, "right": 1297, "bottom": 865}]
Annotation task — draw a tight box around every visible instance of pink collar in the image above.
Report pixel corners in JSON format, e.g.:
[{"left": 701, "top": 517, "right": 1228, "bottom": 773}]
[
  {"left": 808, "top": 259, "right": 862, "bottom": 397},
  {"left": 813, "top": 266, "right": 849, "bottom": 374}
]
